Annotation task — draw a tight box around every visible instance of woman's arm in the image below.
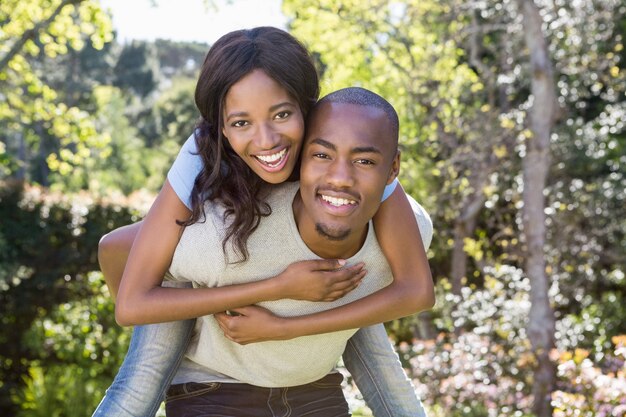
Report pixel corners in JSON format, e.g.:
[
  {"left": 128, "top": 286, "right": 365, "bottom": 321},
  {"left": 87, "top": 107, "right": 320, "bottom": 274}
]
[
  {"left": 215, "top": 184, "right": 435, "bottom": 343},
  {"left": 98, "top": 222, "right": 143, "bottom": 301},
  {"left": 114, "top": 181, "right": 364, "bottom": 326}
]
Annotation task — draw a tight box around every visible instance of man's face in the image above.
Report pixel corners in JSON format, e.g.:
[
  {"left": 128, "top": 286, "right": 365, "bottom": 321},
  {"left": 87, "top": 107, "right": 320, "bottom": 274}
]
[{"left": 298, "top": 101, "right": 399, "bottom": 245}]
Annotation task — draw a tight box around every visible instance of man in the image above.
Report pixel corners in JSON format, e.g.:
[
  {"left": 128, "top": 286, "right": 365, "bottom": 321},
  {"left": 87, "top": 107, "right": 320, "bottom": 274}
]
[{"left": 164, "top": 87, "right": 434, "bottom": 416}]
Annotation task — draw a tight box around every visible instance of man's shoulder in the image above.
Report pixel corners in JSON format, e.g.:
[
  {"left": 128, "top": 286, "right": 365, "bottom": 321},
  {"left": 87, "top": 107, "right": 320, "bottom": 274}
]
[{"left": 264, "top": 181, "right": 300, "bottom": 207}]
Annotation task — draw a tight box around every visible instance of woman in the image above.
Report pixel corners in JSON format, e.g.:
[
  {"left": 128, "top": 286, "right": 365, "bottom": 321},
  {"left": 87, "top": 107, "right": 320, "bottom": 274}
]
[{"left": 94, "top": 27, "right": 433, "bottom": 417}]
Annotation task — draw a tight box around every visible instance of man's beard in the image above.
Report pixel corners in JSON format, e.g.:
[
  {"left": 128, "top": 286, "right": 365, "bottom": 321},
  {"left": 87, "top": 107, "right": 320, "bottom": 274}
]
[{"left": 315, "top": 223, "right": 350, "bottom": 241}]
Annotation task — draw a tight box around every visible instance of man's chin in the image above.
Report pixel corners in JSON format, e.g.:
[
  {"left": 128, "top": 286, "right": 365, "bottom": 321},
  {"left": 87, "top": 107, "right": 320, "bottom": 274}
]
[{"left": 315, "top": 223, "right": 350, "bottom": 241}]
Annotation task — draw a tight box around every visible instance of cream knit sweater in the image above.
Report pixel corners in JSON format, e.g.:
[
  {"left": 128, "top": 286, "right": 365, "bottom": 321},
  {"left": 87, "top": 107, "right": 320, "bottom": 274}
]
[{"left": 168, "top": 181, "right": 432, "bottom": 387}]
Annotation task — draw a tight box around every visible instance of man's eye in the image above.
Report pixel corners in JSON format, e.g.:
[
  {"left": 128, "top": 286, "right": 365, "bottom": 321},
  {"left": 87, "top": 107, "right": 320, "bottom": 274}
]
[
  {"left": 275, "top": 111, "right": 291, "bottom": 119},
  {"left": 313, "top": 153, "right": 330, "bottom": 159},
  {"left": 355, "top": 159, "right": 375, "bottom": 165}
]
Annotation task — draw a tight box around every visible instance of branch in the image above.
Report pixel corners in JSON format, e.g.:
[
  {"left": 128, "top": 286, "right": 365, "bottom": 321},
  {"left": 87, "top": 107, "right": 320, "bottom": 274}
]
[{"left": 0, "top": 0, "right": 84, "bottom": 72}]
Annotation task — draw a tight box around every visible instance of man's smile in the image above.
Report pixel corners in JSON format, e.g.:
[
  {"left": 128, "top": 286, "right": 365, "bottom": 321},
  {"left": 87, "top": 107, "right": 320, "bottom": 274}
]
[{"left": 317, "top": 190, "right": 359, "bottom": 215}]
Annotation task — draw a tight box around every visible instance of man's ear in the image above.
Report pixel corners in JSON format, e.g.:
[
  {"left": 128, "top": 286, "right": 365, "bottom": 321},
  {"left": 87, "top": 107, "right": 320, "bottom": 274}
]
[{"left": 386, "top": 149, "right": 400, "bottom": 185}]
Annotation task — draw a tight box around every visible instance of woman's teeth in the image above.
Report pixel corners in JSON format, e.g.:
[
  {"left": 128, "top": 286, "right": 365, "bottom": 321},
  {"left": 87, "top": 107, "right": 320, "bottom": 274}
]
[{"left": 256, "top": 148, "right": 287, "bottom": 166}]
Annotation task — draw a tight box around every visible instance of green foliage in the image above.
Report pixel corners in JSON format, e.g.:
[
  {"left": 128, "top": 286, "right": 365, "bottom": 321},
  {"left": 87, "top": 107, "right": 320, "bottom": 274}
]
[
  {"left": 1, "top": 3, "right": 204, "bottom": 195},
  {"left": 113, "top": 41, "right": 161, "bottom": 98},
  {"left": 13, "top": 272, "right": 131, "bottom": 417},
  {"left": 0, "top": 0, "right": 114, "bottom": 183},
  {"left": 558, "top": 292, "right": 626, "bottom": 355},
  {"left": 23, "top": 271, "right": 130, "bottom": 373},
  {"left": 14, "top": 364, "right": 112, "bottom": 417},
  {"left": 0, "top": 181, "right": 137, "bottom": 415},
  {"left": 153, "top": 39, "right": 207, "bottom": 78},
  {"left": 153, "top": 76, "right": 199, "bottom": 146}
]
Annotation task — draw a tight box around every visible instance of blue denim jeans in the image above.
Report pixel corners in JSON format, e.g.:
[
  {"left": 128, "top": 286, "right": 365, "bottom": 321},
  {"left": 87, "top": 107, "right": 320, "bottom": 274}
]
[
  {"left": 343, "top": 325, "right": 427, "bottom": 417},
  {"left": 92, "top": 322, "right": 426, "bottom": 417},
  {"left": 165, "top": 372, "right": 350, "bottom": 417},
  {"left": 92, "top": 320, "right": 195, "bottom": 417}
]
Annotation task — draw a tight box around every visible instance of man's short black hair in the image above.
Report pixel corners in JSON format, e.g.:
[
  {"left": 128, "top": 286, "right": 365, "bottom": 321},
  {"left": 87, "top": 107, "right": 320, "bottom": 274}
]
[{"left": 317, "top": 87, "right": 399, "bottom": 142}]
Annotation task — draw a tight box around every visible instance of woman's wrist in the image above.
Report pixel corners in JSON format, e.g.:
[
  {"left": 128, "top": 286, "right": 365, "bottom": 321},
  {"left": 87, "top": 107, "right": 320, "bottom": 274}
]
[
  {"left": 266, "top": 272, "right": 288, "bottom": 302},
  {"left": 271, "top": 316, "right": 297, "bottom": 340}
]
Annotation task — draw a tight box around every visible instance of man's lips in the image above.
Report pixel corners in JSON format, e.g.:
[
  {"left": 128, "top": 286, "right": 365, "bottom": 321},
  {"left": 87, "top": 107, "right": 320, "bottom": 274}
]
[{"left": 317, "top": 190, "right": 359, "bottom": 214}]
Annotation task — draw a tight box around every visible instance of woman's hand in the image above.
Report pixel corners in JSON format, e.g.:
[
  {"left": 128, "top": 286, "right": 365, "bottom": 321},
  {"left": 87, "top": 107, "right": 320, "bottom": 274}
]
[
  {"left": 275, "top": 259, "right": 366, "bottom": 302},
  {"left": 215, "top": 306, "right": 287, "bottom": 344}
]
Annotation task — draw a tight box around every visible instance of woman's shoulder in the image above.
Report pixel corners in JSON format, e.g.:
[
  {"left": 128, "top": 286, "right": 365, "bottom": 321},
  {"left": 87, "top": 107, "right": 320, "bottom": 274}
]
[
  {"left": 168, "top": 131, "right": 203, "bottom": 209},
  {"left": 265, "top": 181, "right": 300, "bottom": 207}
]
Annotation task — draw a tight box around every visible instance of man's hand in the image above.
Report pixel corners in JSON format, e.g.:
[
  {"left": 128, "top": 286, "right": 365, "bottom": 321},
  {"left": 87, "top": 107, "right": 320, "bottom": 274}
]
[{"left": 215, "top": 305, "right": 287, "bottom": 345}]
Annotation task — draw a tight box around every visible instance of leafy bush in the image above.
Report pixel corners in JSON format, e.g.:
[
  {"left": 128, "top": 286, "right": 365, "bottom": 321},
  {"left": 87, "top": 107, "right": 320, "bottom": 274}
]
[
  {"left": 552, "top": 335, "right": 626, "bottom": 417},
  {"left": 0, "top": 181, "right": 139, "bottom": 415},
  {"left": 14, "top": 272, "right": 131, "bottom": 416},
  {"left": 402, "top": 332, "right": 534, "bottom": 417},
  {"left": 14, "top": 364, "right": 112, "bottom": 417}
]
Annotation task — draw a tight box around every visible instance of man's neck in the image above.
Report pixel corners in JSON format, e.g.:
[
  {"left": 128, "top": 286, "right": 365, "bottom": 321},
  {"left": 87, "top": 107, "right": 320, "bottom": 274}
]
[{"left": 292, "top": 191, "right": 368, "bottom": 259}]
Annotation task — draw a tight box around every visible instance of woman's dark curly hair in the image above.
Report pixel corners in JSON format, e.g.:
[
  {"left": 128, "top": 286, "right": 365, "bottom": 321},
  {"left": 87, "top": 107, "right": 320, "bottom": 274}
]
[{"left": 181, "top": 27, "right": 319, "bottom": 262}]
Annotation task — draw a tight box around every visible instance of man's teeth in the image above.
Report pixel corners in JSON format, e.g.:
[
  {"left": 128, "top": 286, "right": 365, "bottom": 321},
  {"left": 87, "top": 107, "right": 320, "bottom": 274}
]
[
  {"left": 321, "top": 195, "right": 356, "bottom": 207},
  {"left": 256, "top": 149, "right": 286, "bottom": 165}
]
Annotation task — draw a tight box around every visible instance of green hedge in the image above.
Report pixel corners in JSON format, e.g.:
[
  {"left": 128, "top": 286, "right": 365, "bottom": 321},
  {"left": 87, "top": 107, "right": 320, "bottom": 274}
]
[{"left": 0, "top": 181, "right": 138, "bottom": 416}]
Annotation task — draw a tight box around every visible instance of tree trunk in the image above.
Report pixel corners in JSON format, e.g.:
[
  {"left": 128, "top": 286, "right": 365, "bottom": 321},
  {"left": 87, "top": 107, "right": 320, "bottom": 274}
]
[
  {"left": 450, "top": 211, "right": 480, "bottom": 296},
  {"left": 450, "top": 221, "right": 468, "bottom": 296},
  {"left": 16, "top": 131, "right": 26, "bottom": 181},
  {"left": 516, "top": 1, "right": 557, "bottom": 416},
  {"left": 35, "top": 123, "right": 50, "bottom": 186},
  {"left": 450, "top": 170, "right": 487, "bottom": 297},
  {"left": 413, "top": 310, "right": 437, "bottom": 340}
]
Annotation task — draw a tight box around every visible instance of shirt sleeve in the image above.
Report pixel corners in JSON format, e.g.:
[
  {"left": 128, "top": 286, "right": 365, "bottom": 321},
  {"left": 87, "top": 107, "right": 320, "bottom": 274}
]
[
  {"left": 379, "top": 178, "right": 433, "bottom": 250},
  {"left": 381, "top": 178, "right": 399, "bottom": 202},
  {"left": 167, "top": 132, "right": 204, "bottom": 210},
  {"left": 406, "top": 195, "right": 433, "bottom": 251}
]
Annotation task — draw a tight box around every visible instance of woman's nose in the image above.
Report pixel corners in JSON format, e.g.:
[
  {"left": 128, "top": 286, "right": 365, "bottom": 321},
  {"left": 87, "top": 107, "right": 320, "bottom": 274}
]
[{"left": 255, "top": 123, "right": 280, "bottom": 149}]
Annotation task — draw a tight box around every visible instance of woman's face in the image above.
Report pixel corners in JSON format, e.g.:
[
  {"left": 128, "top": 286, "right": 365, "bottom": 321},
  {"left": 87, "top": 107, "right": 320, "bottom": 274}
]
[{"left": 222, "top": 69, "right": 305, "bottom": 184}]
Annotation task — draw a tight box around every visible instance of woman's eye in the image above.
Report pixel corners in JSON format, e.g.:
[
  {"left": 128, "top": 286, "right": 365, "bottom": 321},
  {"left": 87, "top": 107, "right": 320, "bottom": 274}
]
[
  {"left": 275, "top": 111, "right": 291, "bottom": 120},
  {"left": 231, "top": 120, "right": 248, "bottom": 128}
]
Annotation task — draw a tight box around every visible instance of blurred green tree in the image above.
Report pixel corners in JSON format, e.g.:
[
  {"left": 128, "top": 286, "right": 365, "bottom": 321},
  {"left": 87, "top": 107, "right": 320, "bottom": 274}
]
[
  {"left": 113, "top": 40, "right": 161, "bottom": 98},
  {"left": 0, "top": 0, "right": 113, "bottom": 184}
]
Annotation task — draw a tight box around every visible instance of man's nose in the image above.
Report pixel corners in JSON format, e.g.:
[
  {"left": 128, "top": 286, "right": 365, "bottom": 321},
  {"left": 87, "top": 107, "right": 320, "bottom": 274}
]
[{"left": 326, "top": 159, "right": 354, "bottom": 188}]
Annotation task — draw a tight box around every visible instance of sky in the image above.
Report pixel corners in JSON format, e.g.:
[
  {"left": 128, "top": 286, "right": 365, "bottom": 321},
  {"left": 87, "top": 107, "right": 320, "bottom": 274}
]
[{"left": 100, "top": 0, "right": 288, "bottom": 44}]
